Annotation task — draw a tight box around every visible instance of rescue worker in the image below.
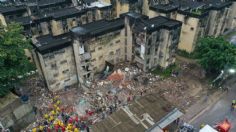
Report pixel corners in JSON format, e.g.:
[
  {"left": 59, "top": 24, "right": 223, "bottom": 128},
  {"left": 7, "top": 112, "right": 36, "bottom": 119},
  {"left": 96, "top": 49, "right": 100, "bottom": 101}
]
[{"left": 231, "top": 100, "right": 236, "bottom": 111}]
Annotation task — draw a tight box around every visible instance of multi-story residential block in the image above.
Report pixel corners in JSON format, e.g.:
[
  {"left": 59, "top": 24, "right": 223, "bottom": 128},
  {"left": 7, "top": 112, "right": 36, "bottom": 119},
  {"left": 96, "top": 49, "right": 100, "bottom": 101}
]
[
  {"left": 71, "top": 18, "right": 125, "bottom": 86},
  {"left": 32, "top": 12, "right": 182, "bottom": 91},
  {"left": 124, "top": 13, "right": 181, "bottom": 71},
  {"left": 143, "top": 0, "right": 235, "bottom": 52},
  {"left": 32, "top": 33, "right": 77, "bottom": 92},
  {"left": 0, "top": 0, "right": 112, "bottom": 37}
]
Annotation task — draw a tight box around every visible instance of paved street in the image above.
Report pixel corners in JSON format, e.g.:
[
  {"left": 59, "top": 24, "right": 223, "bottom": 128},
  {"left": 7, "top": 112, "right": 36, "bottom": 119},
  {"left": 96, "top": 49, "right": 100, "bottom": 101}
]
[{"left": 191, "top": 82, "right": 236, "bottom": 131}]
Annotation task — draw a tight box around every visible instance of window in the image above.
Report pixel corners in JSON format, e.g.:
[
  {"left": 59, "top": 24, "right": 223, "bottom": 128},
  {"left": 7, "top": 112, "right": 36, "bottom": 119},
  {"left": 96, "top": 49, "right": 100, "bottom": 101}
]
[
  {"left": 60, "top": 60, "right": 67, "bottom": 64},
  {"left": 99, "top": 56, "right": 103, "bottom": 60},
  {"left": 51, "top": 63, "right": 57, "bottom": 69},
  {"left": 62, "top": 69, "right": 69, "bottom": 74},
  {"left": 116, "top": 40, "right": 120, "bottom": 43},
  {"left": 91, "top": 58, "right": 96, "bottom": 62},
  {"left": 190, "top": 27, "right": 194, "bottom": 31},
  {"left": 90, "top": 49, "right": 95, "bottom": 53},
  {"left": 56, "top": 83, "right": 60, "bottom": 86},
  {"left": 53, "top": 73, "right": 59, "bottom": 77},
  {"left": 98, "top": 47, "right": 102, "bottom": 50},
  {"left": 116, "top": 49, "right": 121, "bottom": 55},
  {"left": 109, "top": 51, "right": 114, "bottom": 55},
  {"left": 64, "top": 79, "right": 70, "bottom": 82},
  {"left": 146, "top": 59, "right": 150, "bottom": 64}
]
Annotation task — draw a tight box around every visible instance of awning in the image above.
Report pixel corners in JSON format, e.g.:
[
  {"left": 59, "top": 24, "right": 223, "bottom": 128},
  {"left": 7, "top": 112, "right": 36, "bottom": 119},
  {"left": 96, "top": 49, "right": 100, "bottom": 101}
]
[
  {"left": 158, "top": 108, "right": 183, "bottom": 128},
  {"left": 146, "top": 108, "right": 183, "bottom": 132}
]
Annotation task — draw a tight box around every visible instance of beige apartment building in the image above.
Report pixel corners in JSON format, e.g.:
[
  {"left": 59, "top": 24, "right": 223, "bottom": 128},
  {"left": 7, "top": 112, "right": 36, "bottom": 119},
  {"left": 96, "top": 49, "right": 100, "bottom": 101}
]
[
  {"left": 144, "top": 0, "right": 235, "bottom": 52},
  {"left": 124, "top": 13, "right": 181, "bottom": 70},
  {"left": 32, "top": 13, "right": 182, "bottom": 91},
  {"left": 0, "top": 0, "right": 112, "bottom": 37}
]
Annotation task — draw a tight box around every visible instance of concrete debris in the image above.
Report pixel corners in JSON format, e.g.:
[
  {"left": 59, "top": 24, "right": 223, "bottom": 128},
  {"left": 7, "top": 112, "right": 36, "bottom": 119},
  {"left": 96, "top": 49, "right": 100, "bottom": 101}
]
[{"left": 23, "top": 62, "right": 208, "bottom": 131}]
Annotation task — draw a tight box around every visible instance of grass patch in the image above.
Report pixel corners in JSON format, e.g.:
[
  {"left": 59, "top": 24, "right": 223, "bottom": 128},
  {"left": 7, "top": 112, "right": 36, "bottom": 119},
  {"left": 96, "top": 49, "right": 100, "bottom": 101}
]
[
  {"left": 151, "top": 64, "right": 180, "bottom": 78},
  {"left": 177, "top": 49, "right": 195, "bottom": 59}
]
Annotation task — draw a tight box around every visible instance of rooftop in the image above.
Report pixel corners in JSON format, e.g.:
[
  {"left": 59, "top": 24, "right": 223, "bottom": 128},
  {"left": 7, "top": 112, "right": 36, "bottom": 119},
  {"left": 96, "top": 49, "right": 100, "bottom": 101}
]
[
  {"left": 12, "top": 16, "right": 33, "bottom": 26},
  {"left": 150, "top": 4, "right": 179, "bottom": 13},
  {"left": 92, "top": 94, "right": 181, "bottom": 132},
  {"left": 0, "top": 5, "right": 26, "bottom": 15},
  {"left": 50, "top": 7, "right": 86, "bottom": 20},
  {"left": 71, "top": 18, "right": 124, "bottom": 38},
  {"left": 33, "top": 33, "right": 72, "bottom": 54},
  {"left": 149, "top": 0, "right": 232, "bottom": 18},
  {"left": 131, "top": 15, "right": 182, "bottom": 32}
]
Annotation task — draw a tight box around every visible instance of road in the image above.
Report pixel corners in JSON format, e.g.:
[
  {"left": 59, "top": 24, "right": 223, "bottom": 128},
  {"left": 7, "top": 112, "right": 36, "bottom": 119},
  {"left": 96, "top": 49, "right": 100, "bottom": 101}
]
[{"left": 191, "top": 82, "right": 236, "bottom": 131}]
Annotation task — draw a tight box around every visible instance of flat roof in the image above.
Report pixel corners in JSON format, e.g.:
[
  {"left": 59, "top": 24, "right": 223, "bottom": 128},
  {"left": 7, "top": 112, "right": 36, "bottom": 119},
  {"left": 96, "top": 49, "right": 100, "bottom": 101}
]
[
  {"left": 149, "top": 0, "right": 232, "bottom": 18},
  {"left": 132, "top": 16, "right": 182, "bottom": 32},
  {"left": 92, "top": 94, "right": 178, "bottom": 132},
  {"left": 71, "top": 18, "right": 124, "bottom": 38},
  {"left": 33, "top": 33, "right": 72, "bottom": 54},
  {"left": 0, "top": 6, "right": 27, "bottom": 15},
  {"left": 150, "top": 4, "right": 179, "bottom": 13},
  {"left": 27, "top": 0, "right": 71, "bottom": 8},
  {"left": 12, "top": 16, "right": 33, "bottom": 26},
  {"left": 51, "top": 7, "right": 86, "bottom": 20}
]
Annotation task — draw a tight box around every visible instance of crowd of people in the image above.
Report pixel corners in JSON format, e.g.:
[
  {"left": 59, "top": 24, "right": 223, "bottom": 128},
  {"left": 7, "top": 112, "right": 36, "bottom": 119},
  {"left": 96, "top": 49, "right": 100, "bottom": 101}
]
[{"left": 31, "top": 96, "right": 91, "bottom": 132}]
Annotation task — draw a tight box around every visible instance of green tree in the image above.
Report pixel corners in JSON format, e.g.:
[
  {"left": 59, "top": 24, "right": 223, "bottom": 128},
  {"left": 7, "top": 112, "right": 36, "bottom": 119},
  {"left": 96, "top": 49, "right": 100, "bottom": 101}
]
[
  {"left": 0, "top": 23, "right": 34, "bottom": 97},
  {"left": 194, "top": 37, "right": 236, "bottom": 73}
]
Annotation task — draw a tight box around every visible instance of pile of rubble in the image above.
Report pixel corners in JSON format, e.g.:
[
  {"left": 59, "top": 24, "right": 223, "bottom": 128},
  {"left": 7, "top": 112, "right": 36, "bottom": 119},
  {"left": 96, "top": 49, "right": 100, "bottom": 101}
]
[{"left": 24, "top": 62, "right": 208, "bottom": 131}]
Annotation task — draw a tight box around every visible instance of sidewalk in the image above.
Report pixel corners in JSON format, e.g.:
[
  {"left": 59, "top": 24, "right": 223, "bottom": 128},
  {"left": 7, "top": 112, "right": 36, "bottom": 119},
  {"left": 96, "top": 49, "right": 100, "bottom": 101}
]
[{"left": 181, "top": 90, "right": 226, "bottom": 123}]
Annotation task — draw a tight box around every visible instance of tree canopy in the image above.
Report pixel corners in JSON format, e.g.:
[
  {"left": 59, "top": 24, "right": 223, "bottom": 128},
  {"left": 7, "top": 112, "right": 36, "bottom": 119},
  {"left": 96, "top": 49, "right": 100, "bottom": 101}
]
[
  {"left": 0, "top": 23, "right": 34, "bottom": 97},
  {"left": 194, "top": 37, "right": 236, "bottom": 74}
]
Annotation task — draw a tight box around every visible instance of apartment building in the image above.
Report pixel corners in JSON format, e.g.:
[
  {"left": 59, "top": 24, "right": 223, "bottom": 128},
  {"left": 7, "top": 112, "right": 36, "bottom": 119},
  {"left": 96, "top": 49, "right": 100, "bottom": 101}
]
[
  {"left": 144, "top": 0, "right": 235, "bottom": 52},
  {"left": 31, "top": 33, "right": 77, "bottom": 92},
  {"left": 0, "top": 0, "right": 112, "bottom": 37},
  {"left": 71, "top": 18, "right": 125, "bottom": 86},
  {"left": 32, "top": 18, "right": 125, "bottom": 91},
  {"left": 32, "top": 13, "right": 182, "bottom": 91},
  {"left": 124, "top": 13, "right": 181, "bottom": 71}
]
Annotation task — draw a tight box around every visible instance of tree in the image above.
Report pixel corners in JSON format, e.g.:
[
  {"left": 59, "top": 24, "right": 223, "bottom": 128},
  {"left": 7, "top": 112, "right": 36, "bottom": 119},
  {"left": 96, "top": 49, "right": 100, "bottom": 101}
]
[
  {"left": 194, "top": 37, "right": 236, "bottom": 74},
  {"left": 0, "top": 23, "right": 34, "bottom": 97}
]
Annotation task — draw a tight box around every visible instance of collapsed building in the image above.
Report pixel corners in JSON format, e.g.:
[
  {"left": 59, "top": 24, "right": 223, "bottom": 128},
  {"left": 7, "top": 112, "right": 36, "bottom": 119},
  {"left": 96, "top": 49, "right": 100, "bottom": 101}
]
[{"left": 32, "top": 12, "right": 182, "bottom": 91}]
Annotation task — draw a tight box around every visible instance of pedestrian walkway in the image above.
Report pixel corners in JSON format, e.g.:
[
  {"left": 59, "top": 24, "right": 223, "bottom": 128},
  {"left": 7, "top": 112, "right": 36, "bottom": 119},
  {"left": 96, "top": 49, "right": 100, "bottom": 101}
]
[{"left": 182, "top": 90, "right": 226, "bottom": 123}]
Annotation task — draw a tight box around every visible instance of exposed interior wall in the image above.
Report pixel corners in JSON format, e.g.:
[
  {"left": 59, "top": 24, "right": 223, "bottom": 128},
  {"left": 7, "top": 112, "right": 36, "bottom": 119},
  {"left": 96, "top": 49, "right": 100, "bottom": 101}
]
[{"left": 73, "top": 39, "right": 93, "bottom": 86}]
